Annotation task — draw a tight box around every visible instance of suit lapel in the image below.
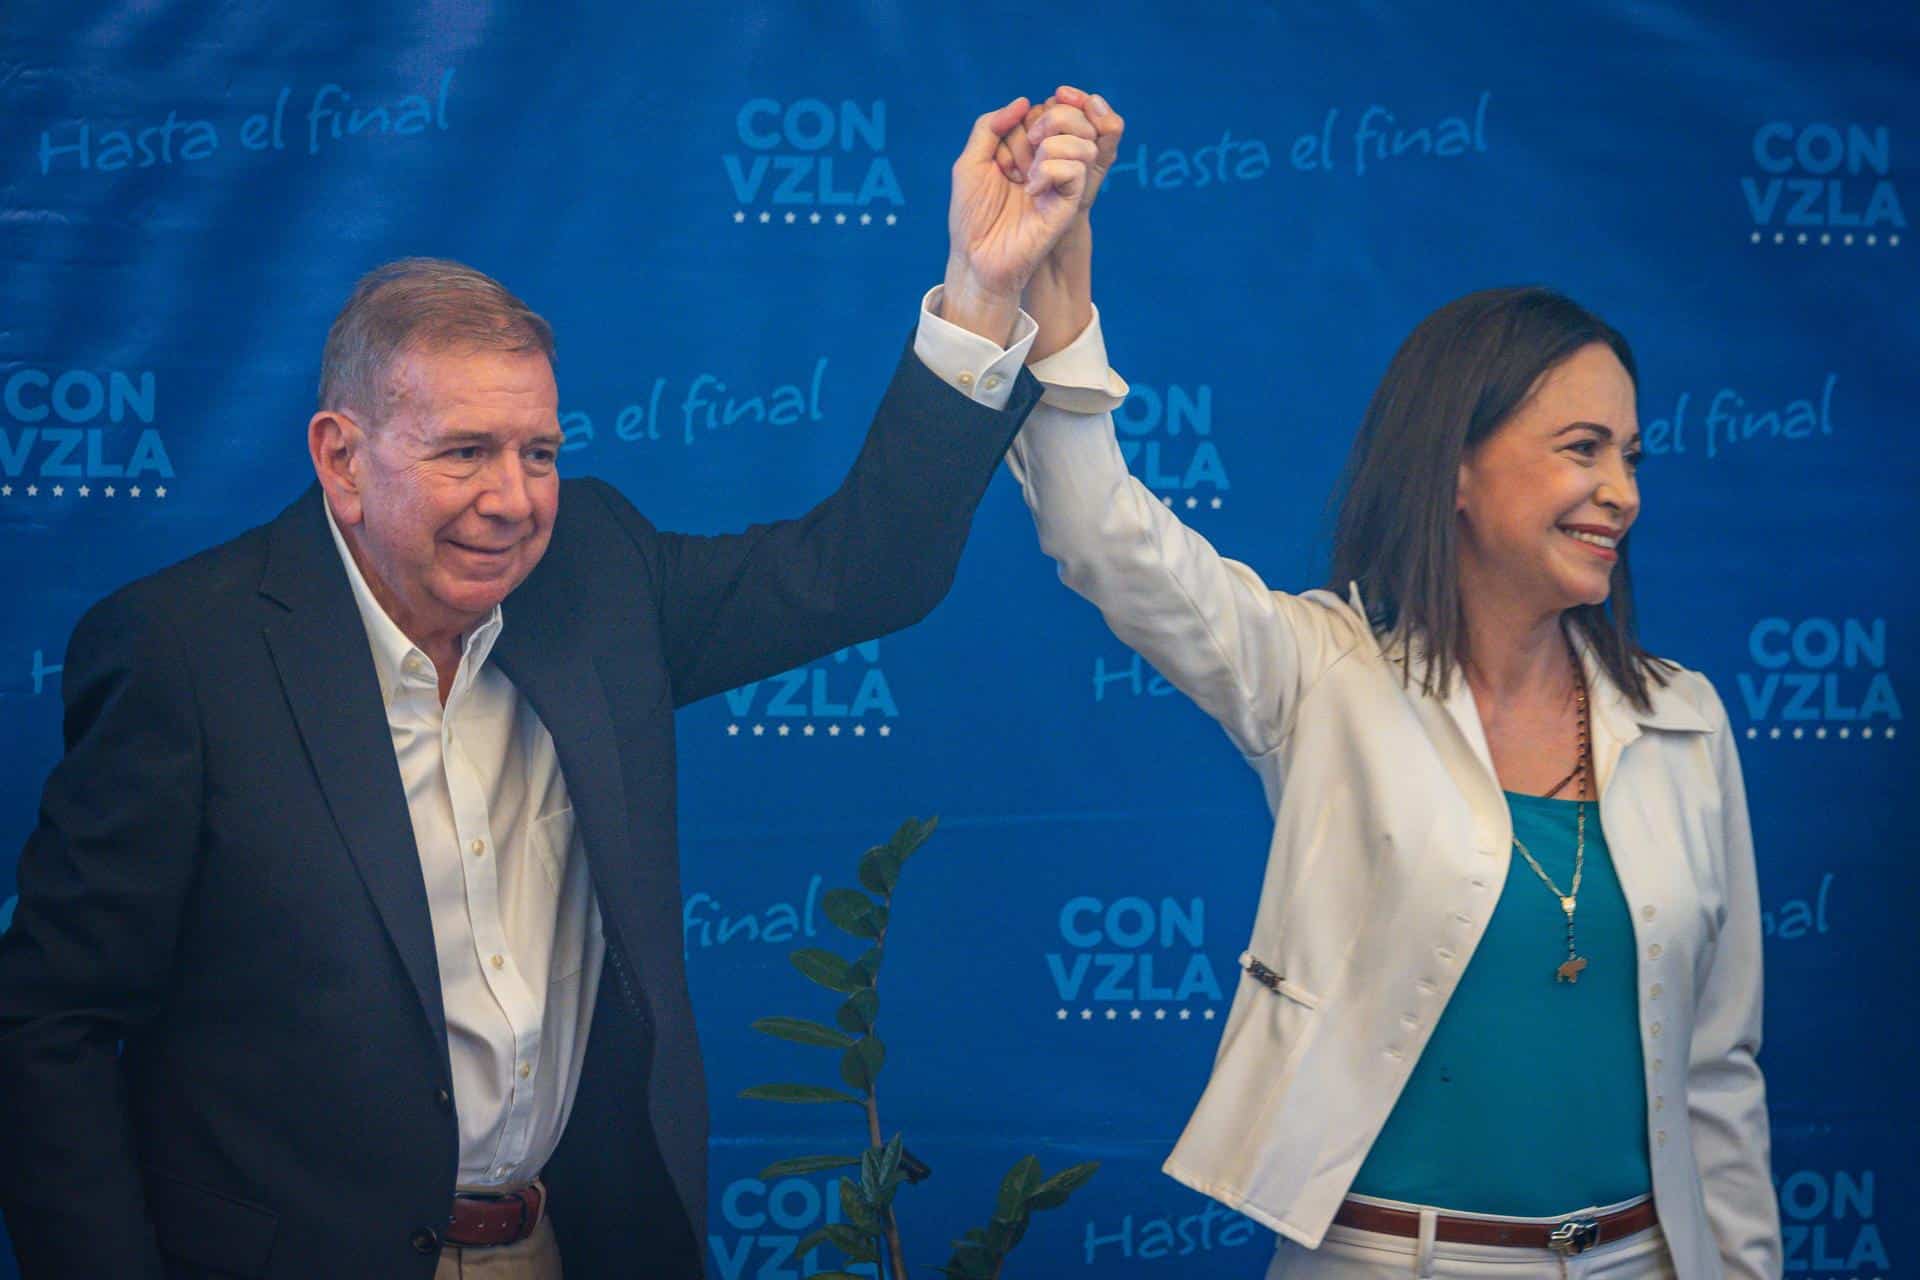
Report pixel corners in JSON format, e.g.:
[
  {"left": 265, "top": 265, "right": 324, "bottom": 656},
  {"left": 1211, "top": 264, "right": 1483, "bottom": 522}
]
[
  {"left": 489, "top": 569, "right": 643, "bottom": 987},
  {"left": 257, "top": 488, "right": 448, "bottom": 1051}
]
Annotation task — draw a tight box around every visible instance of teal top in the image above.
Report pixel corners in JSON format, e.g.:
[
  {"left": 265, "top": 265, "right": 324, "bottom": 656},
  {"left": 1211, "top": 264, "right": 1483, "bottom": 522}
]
[{"left": 1348, "top": 791, "right": 1651, "bottom": 1214}]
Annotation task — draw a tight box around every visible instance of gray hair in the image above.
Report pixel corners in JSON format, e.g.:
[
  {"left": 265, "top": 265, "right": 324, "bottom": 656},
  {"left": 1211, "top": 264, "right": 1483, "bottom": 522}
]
[{"left": 316, "top": 258, "right": 555, "bottom": 425}]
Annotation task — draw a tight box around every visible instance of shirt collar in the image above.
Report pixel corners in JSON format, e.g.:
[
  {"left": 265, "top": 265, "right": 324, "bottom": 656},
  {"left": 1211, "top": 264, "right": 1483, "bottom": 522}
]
[{"left": 323, "top": 501, "right": 504, "bottom": 704}]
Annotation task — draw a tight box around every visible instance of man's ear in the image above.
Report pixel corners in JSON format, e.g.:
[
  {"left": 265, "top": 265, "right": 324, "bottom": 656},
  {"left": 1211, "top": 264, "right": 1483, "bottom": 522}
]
[{"left": 309, "top": 408, "right": 367, "bottom": 527}]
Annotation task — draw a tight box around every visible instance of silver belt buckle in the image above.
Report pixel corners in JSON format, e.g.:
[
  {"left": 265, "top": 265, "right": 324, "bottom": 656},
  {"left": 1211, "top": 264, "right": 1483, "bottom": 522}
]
[{"left": 1548, "top": 1218, "right": 1601, "bottom": 1256}]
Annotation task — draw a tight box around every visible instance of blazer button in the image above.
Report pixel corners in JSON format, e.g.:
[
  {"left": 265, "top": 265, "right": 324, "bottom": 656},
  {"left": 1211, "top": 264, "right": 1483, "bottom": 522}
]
[
  {"left": 434, "top": 1087, "right": 453, "bottom": 1112},
  {"left": 411, "top": 1226, "right": 441, "bottom": 1254}
]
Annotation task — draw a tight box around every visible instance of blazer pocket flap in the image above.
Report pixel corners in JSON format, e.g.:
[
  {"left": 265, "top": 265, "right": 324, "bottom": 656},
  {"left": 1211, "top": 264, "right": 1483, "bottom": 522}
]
[
  {"left": 1238, "top": 951, "right": 1321, "bottom": 1009},
  {"left": 145, "top": 1170, "right": 278, "bottom": 1276}
]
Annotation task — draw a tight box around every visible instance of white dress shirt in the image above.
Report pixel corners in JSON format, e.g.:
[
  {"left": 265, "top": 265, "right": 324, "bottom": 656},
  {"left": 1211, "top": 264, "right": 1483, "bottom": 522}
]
[
  {"left": 321, "top": 292, "right": 1032, "bottom": 1189},
  {"left": 326, "top": 504, "right": 604, "bottom": 1189}
]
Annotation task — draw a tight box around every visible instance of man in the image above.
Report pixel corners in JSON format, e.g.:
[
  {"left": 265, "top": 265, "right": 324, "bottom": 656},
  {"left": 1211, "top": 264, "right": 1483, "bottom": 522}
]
[{"left": 0, "top": 97, "right": 1103, "bottom": 1278}]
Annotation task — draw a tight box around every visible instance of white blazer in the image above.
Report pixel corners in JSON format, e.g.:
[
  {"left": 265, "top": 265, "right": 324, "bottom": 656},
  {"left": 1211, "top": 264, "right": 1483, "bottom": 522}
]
[{"left": 1003, "top": 314, "right": 1782, "bottom": 1280}]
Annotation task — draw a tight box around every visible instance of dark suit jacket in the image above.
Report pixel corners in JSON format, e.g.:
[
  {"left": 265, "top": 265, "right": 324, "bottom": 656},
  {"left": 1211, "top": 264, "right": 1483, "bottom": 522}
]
[{"left": 0, "top": 344, "right": 1040, "bottom": 1278}]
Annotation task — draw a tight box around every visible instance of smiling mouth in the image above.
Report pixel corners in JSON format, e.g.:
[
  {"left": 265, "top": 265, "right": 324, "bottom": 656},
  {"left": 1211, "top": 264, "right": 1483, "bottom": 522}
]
[
  {"left": 1559, "top": 526, "right": 1620, "bottom": 554},
  {"left": 449, "top": 540, "right": 517, "bottom": 556}
]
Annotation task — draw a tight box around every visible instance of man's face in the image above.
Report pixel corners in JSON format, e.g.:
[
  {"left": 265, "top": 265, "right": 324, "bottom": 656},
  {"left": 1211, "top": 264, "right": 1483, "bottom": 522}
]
[{"left": 344, "top": 345, "right": 561, "bottom": 644}]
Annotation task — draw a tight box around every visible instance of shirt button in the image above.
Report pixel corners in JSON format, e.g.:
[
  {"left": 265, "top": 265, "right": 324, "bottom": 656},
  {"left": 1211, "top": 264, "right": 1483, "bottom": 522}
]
[
  {"left": 1647, "top": 943, "right": 1663, "bottom": 959},
  {"left": 471, "top": 839, "right": 486, "bottom": 856},
  {"left": 491, "top": 954, "right": 505, "bottom": 969},
  {"left": 1642, "top": 905, "right": 1657, "bottom": 921},
  {"left": 1649, "top": 982, "right": 1663, "bottom": 998},
  {"left": 1650, "top": 1021, "right": 1663, "bottom": 1038},
  {"left": 434, "top": 1087, "right": 453, "bottom": 1112},
  {"left": 1654, "top": 1096, "right": 1665, "bottom": 1112},
  {"left": 410, "top": 1227, "right": 440, "bottom": 1254},
  {"left": 519, "top": 1063, "right": 532, "bottom": 1079},
  {"left": 956, "top": 371, "right": 975, "bottom": 388},
  {"left": 1653, "top": 1058, "right": 1664, "bottom": 1072},
  {"left": 983, "top": 372, "right": 1005, "bottom": 392},
  {"left": 1657, "top": 1130, "right": 1668, "bottom": 1146}
]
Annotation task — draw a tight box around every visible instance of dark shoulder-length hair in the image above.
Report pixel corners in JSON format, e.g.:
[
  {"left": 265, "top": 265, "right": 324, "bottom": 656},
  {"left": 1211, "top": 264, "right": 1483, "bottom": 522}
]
[{"left": 1328, "top": 285, "right": 1672, "bottom": 711}]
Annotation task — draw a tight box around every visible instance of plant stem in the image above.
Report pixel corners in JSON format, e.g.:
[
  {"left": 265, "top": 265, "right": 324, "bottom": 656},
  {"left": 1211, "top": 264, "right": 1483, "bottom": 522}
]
[{"left": 867, "top": 915, "right": 910, "bottom": 1280}]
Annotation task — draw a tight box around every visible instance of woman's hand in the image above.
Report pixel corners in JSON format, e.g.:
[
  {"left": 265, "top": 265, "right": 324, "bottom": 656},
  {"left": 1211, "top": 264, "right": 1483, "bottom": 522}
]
[{"left": 995, "top": 86, "right": 1126, "bottom": 361}]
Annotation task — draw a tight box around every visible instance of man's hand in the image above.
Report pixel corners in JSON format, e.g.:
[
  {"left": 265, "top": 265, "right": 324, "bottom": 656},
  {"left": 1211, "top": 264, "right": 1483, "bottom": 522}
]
[
  {"left": 995, "top": 87, "right": 1126, "bottom": 361},
  {"left": 941, "top": 98, "right": 1098, "bottom": 347}
]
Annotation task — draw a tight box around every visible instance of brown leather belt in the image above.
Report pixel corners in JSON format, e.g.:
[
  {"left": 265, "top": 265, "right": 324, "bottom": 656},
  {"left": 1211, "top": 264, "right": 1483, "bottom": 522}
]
[
  {"left": 445, "top": 1182, "right": 545, "bottom": 1248},
  {"left": 1332, "top": 1196, "right": 1658, "bottom": 1256}
]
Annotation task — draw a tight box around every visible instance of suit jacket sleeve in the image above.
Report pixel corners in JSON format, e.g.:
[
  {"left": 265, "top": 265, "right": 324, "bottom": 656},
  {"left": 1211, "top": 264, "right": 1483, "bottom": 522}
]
[
  {"left": 587, "top": 335, "right": 1043, "bottom": 708},
  {"left": 0, "top": 589, "right": 198, "bottom": 1278}
]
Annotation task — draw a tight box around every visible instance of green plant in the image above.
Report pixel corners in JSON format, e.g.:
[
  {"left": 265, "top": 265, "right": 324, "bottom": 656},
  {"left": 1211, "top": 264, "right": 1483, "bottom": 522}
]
[{"left": 742, "top": 817, "right": 1098, "bottom": 1279}]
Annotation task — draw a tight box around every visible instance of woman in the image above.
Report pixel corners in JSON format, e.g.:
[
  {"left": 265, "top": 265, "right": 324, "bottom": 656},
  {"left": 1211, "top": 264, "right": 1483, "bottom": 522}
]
[{"left": 987, "top": 90, "right": 1779, "bottom": 1279}]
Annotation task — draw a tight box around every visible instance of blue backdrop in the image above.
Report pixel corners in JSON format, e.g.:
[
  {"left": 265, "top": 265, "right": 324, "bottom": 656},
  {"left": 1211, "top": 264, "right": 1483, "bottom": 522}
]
[{"left": 2, "top": 4, "right": 1913, "bottom": 1276}]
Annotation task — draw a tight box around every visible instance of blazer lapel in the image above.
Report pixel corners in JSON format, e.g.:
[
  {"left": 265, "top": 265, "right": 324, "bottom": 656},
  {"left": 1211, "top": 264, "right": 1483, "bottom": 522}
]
[
  {"left": 488, "top": 579, "right": 643, "bottom": 985},
  {"left": 257, "top": 487, "right": 448, "bottom": 1051}
]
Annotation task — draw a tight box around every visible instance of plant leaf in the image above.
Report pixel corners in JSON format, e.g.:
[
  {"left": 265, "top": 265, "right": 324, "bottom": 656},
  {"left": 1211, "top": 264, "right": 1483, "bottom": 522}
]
[
  {"left": 839, "top": 1035, "right": 886, "bottom": 1093},
  {"left": 857, "top": 844, "right": 904, "bottom": 896},
  {"left": 995, "top": 1154, "right": 1041, "bottom": 1222},
  {"left": 838, "top": 1177, "right": 882, "bottom": 1233},
  {"left": 875, "top": 1132, "right": 905, "bottom": 1195},
  {"left": 1026, "top": 1160, "right": 1100, "bottom": 1210},
  {"left": 835, "top": 989, "right": 879, "bottom": 1034},
  {"left": 756, "top": 1154, "right": 863, "bottom": 1179},
  {"left": 821, "top": 1223, "right": 878, "bottom": 1263},
  {"left": 886, "top": 815, "right": 938, "bottom": 862},
  {"left": 751, "top": 1016, "right": 855, "bottom": 1049},
  {"left": 794, "top": 1227, "right": 831, "bottom": 1259},
  {"left": 860, "top": 1146, "right": 883, "bottom": 1204},
  {"left": 739, "top": 1083, "right": 863, "bottom": 1106},
  {"left": 821, "top": 888, "right": 883, "bottom": 939},
  {"left": 849, "top": 946, "right": 884, "bottom": 988},
  {"left": 790, "top": 948, "right": 861, "bottom": 994}
]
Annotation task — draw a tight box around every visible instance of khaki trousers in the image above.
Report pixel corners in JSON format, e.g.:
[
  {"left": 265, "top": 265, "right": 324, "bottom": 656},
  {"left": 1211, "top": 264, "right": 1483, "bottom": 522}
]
[{"left": 433, "top": 1201, "right": 563, "bottom": 1279}]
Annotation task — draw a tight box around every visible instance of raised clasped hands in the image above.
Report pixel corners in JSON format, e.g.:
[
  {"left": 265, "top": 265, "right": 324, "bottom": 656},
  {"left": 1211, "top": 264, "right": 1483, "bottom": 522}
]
[{"left": 941, "top": 94, "right": 1102, "bottom": 347}]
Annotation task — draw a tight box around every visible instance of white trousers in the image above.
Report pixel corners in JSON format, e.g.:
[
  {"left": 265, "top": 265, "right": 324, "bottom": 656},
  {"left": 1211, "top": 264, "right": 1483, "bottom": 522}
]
[{"left": 1266, "top": 1196, "right": 1676, "bottom": 1280}]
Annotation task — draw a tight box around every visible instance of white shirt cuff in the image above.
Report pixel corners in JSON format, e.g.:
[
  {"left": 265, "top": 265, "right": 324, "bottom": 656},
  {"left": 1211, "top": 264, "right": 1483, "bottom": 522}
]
[
  {"left": 1026, "top": 304, "right": 1129, "bottom": 414},
  {"left": 914, "top": 285, "right": 1038, "bottom": 411}
]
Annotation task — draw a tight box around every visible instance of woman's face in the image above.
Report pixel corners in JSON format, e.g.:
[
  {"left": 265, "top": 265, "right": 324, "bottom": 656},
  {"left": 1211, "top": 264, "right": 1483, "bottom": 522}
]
[{"left": 1455, "top": 342, "right": 1642, "bottom": 618}]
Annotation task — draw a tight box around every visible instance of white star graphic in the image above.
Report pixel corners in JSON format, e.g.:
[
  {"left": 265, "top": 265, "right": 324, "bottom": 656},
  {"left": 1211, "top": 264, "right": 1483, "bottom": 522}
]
[
  {"left": 1816, "top": 727, "right": 1827, "bottom": 739},
  {"left": 777, "top": 724, "right": 790, "bottom": 736},
  {"left": 103, "top": 485, "right": 115, "bottom": 497},
  {"left": 51, "top": 484, "right": 63, "bottom": 496},
  {"left": 809, "top": 212, "right": 821, "bottom": 224},
  {"left": 1772, "top": 232, "right": 1784, "bottom": 244},
  {"left": 732, "top": 211, "right": 745, "bottom": 223},
  {"left": 1821, "top": 233, "right": 1832, "bottom": 245},
  {"left": 885, "top": 213, "right": 897, "bottom": 226},
  {"left": 1055, "top": 1009, "right": 1068, "bottom": 1020},
  {"left": 1748, "top": 231, "right": 1760, "bottom": 244},
  {"left": 878, "top": 725, "right": 891, "bottom": 737},
  {"left": 1797, "top": 232, "right": 1807, "bottom": 244},
  {"left": 859, "top": 212, "right": 872, "bottom": 225},
  {"left": 1891, "top": 234, "right": 1902, "bottom": 246},
  {"left": 758, "top": 211, "right": 771, "bottom": 224},
  {"left": 130, "top": 485, "right": 141, "bottom": 497},
  {"left": 1079, "top": 1009, "right": 1092, "bottom": 1021},
  {"left": 828, "top": 724, "right": 841, "bottom": 736},
  {"left": 1839, "top": 727, "right": 1851, "bottom": 739},
  {"left": 1769, "top": 727, "right": 1780, "bottom": 739},
  {"left": 1844, "top": 233, "right": 1855, "bottom": 245},
  {"left": 1178, "top": 1009, "right": 1191, "bottom": 1021},
  {"left": 1203, "top": 1008, "right": 1217, "bottom": 1020},
  {"left": 1867, "top": 234, "right": 1879, "bottom": 246},
  {"left": 1104, "top": 1008, "right": 1117, "bottom": 1021},
  {"left": 783, "top": 211, "right": 796, "bottom": 224},
  {"left": 1887, "top": 727, "right": 1898, "bottom": 739},
  {"left": 803, "top": 724, "right": 815, "bottom": 736},
  {"left": 752, "top": 724, "right": 765, "bottom": 736},
  {"left": 0, "top": 485, "right": 10, "bottom": 496},
  {"left": 1210, "top": 496, "right": 1223, "bottom": 509},
  {"left": 26, "top": 484, "right": 38, "bottom": 496},
  {"left": 1153, "top": 1009, "right": 1167, "bottom": 1021},
  {"left": 835, "top": 213, "right": 847, "bottom": 225},
  {"left": 1745, "top": 728, "right": 1755, "bottom": 739},
  {"left": 1793, "top": 727, "right": 1804, "bottom": 739},
  {"left": 1185, "top": 496, "right": 1198, "bottom": 509},
  {"left": 1863, "top": 727, "right": 1875, "bottom": 739},
  {"left": 726, "top": 724, "right": 740, "bottom": 736},
  {"left": 154, "top": 486, "right": 167, "bottom": 498},
  {"left": 1129, "top": 1008, "right": 1142, "bottom": 1021},
  {"left": 853, "top": 724, "right": 866, "bottom": 737},
  {"left": 78, "top": 484, "right": 89, "bottom": 497},
  {"left": 1160, "top": 495, "right": 1173, "bottom": 507}
]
